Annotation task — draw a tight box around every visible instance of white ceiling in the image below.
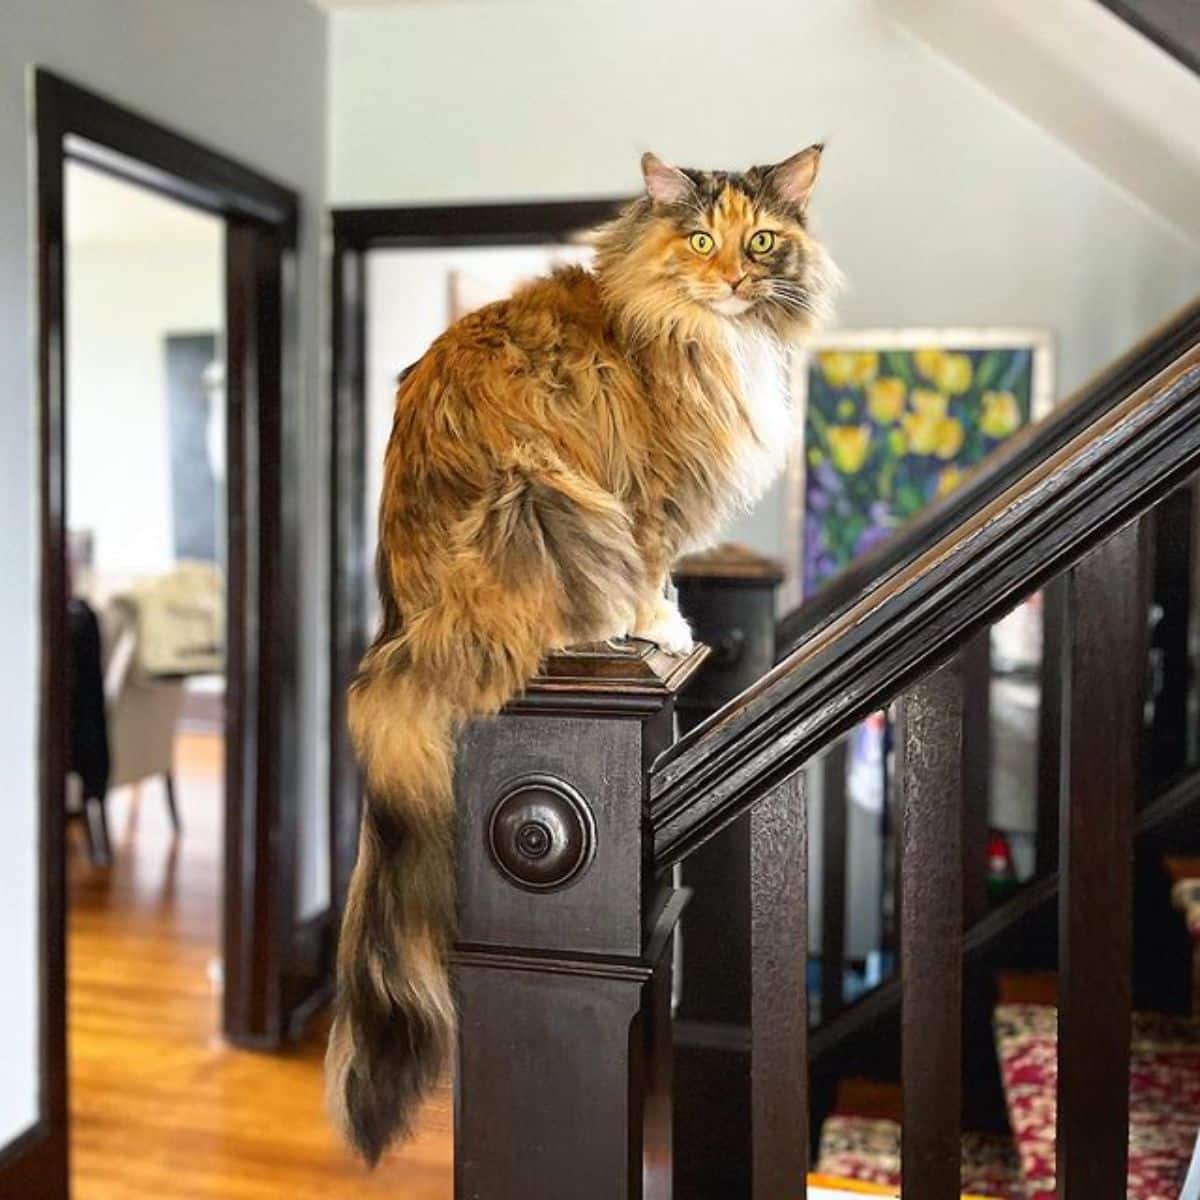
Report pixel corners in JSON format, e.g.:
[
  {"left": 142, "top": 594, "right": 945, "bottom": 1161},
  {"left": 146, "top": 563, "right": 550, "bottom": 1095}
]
[
  {"left": 65, "top": 162, "right": 222, "bottom": 251},
  {"left": 879, "top": 0, "right": 1200, "bottom": 246}
]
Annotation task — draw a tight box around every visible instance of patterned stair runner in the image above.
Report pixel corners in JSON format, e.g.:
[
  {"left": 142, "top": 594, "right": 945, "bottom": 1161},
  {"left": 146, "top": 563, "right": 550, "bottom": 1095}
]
[
  {"left": 815, "top": 1114, "right": 1024, "bottom": 1199},
  {"left": 994, "top": 1002, "right": 1200, "bottom": 1199}
]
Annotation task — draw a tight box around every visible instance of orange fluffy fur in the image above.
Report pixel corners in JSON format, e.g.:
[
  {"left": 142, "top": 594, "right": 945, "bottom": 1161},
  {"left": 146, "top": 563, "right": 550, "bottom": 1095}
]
[{"left": 327, "top": 147, "right": 838, "bottom": 1163}]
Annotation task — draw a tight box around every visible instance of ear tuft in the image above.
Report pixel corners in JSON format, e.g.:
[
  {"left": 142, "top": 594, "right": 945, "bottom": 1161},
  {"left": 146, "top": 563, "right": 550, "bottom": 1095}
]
[
  {"left": 641, "top": 153, "right": 693, "bottom": 207},
  {"left": 767, "top": 143, "right": 824, "bottom": 210}
]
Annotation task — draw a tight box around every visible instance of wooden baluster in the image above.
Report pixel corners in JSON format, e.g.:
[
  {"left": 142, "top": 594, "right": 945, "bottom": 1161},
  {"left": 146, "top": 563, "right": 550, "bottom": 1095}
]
[
  {"left": 672, "top": 545, "right": 784, "bottom": 1199},
  {"left": 1057, "top": 521, "right": 1144, "bottom": 1199},
  {"left": 820, "top": 740, "right": 848, "bottom": 1024},
  {"left": 750, "top": 771, "right": 808, "bottom": 1200},
  {"left": 453, "top": 641, "right": 707, "bottom": 1200},
  {"left": 961, "top": 630, "right": 992, "bottom": 925},
  {"left": 898, "top": 659, "right": 964, "bottom": 1200},
  {"left": 1146, "top": 485, "right": 1194, "bottom": 792},
  {"left": 1036, "top": 579, "right": 1068, "bottom": 878}
]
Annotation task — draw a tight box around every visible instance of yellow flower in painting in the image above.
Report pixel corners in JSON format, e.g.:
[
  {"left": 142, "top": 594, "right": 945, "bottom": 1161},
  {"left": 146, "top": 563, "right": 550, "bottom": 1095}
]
[
  {"left": 915, "top": 348, "right": 945, "bottom": 382},
  {"left": 828, "top": 424, "right": 872, "bottom": 474},
  {"left": 981, "top": 390, "right": 1021, "bottom": 438},
  {"left": 887, "top": 428, "right": 908, "bottom": 457},
  {"left": 934, "top": 416, "right": 965, "bottom": 460},
  {"left": 902, "top": 389, "right": 950, "bottom": 454},
  {"left": 837, "top": 398, "right": 857, "bottom": 420},
  {"left": 820, "top": 351, "right": 879, "bottom": 389},
  {"left": 867, "top": 377, "right": 906, "bottom": 424},
  {"left": 936, "top": 466, "right": 965, "bottom": 498},
  {"left": 911, "top": 389, "right": 949, "bottom": 419},
  {"left": 819, "top": 352, "right": 856, "bottom": 388},
  {"left": 937, "top": 353, "right": 973, "bottom": 395}
]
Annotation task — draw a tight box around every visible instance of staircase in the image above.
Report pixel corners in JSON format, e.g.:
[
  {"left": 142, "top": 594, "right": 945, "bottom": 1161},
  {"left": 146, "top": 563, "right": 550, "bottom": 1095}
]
[
  {"left": 445, "top": 297, "right": 1200, "bottom": 1199},
  {"left": 811, "top": 958, "right": 1200, "bottom": 1200}
]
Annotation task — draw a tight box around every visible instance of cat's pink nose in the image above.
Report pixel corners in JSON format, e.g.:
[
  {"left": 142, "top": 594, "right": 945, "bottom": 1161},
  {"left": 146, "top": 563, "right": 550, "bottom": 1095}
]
[{"left": 726, "top": 274, "right": 748, "bottom": 292}]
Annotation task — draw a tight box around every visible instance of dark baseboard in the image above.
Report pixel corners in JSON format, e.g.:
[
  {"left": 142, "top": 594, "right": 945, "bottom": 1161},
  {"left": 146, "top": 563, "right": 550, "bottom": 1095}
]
[
  {"left": 0, "top": 1121, "right": 68, "bottom": 1199},
  {"left": 283, "top": 906, "right": 335, "bottom": 1038}
]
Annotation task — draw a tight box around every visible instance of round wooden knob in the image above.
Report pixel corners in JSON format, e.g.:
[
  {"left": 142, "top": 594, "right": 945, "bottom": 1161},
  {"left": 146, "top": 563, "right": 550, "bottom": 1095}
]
[{"left": 487, "top": 776, "right": 595, "bottom": 891}]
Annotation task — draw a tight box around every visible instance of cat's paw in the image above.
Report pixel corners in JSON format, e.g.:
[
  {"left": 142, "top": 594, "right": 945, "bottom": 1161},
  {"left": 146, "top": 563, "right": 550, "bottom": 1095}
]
[{"left": 633, "top": 601, "right": 695, "bottom": 656}]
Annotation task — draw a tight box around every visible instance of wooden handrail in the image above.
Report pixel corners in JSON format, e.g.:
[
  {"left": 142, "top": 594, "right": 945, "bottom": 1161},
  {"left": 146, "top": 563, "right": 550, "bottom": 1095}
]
[
  {"left": 650, "top": 343, "right": 1200, "bottom": 870},
  {"left": 775, "top": 298, "right": 1200, "bottom": 661}
]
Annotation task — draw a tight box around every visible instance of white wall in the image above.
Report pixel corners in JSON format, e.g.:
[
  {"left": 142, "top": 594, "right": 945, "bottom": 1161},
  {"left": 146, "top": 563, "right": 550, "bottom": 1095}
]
[
  {"left": 329, "top": 0, "right": 1200, "bottom": 562},
  {"left": 0, "top": 0, "right": 326, "bottom": 1150},
  {"left": 67, "top": 166, "right": 224, "bottom": 582}
]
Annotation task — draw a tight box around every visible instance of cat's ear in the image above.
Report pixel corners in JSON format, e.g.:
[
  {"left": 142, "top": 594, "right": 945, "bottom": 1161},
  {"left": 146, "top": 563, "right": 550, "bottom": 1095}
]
[
  {"left": 765, "top": 143, "right": 824, "bottom": 211},
  {"left": 641, "top": 153, "right": 693, "bottom": 207}
]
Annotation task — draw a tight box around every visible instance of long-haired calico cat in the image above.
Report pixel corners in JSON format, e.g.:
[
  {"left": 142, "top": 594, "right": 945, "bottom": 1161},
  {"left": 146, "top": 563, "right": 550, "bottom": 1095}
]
[{"left": 328, "top": 146, "right": 838, "bottom": 1162}]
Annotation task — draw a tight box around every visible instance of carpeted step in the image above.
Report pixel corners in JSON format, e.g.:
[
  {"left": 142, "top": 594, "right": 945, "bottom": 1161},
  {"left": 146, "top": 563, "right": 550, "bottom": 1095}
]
[
  {"left": 815, "top": 1113, "right": 1025, "bottom": 1199},
  {"left": 994, "top": 1002, "right": 1200, "bottom": 1199}
]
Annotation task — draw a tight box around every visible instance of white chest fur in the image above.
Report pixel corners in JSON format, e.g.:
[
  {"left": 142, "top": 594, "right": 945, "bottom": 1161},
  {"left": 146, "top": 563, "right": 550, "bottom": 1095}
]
[{"left": 721, "top": 324, "right": 792, "bottom": 507}]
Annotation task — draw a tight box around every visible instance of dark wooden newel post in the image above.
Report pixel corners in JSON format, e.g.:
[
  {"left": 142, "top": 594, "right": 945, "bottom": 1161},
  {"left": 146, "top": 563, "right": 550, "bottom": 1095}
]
[{"left": 453, "top": 640, "right": 707, "bottom": 1200}]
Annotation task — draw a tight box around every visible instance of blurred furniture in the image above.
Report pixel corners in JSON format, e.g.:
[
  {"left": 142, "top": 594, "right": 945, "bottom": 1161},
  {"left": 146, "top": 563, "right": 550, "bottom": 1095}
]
[
  {"left": 66, "top": 597, "right": 111, "bottom": 865},
  {"left": 68, "top": 595, "right": 185, "bottom": 865}
]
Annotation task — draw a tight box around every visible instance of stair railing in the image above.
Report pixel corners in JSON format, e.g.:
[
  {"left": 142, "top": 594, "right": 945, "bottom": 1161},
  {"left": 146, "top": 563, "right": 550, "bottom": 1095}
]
[{"left": 451, "top": 314, "right": 1200, "bottom": 1199}]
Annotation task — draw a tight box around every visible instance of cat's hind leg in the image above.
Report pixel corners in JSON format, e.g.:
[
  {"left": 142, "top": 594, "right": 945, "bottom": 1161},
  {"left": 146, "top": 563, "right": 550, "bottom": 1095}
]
[{"left": 469, "top": 447, "right": 645, "bottom": 648}]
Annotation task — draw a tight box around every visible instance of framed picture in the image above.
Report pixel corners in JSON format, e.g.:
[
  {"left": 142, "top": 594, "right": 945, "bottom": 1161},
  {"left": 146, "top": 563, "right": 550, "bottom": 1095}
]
[{"left": 785, "top": 328, "right": 1054, "bottom": 609}]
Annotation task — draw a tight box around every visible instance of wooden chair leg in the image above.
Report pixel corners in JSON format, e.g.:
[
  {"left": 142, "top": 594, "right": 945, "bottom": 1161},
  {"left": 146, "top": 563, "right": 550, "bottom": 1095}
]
[
  {"left": 84, "top": 795, "right": 112, "bottom": 868},
  {"left": 163, "top": 772, "right": 182, "bottom": 834}
]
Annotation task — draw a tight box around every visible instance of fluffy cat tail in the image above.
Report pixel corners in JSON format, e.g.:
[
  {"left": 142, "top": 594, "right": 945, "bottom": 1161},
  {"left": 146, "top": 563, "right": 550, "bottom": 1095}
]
[
  {"left": 325, "top": 665, "right": 460, "bottom": 1166},
  {"left": 326, "top": 449, "right": 643, "bottom": 1164}
]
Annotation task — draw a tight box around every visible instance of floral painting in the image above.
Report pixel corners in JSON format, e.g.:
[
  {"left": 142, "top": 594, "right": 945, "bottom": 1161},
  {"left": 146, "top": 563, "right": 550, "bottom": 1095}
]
[{"left": 792, "top": 331, "right": 1053, "bottom": 599}]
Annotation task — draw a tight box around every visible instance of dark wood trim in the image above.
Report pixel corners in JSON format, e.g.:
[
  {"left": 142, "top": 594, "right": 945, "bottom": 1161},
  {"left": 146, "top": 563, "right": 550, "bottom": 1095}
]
[
  {"left": 652, "top": 344, "right": 1200, "bottom": 868},
  {"left": 1147, "top": 485, "right": 1194, "bottom": 791},
  {"left": 1094, "top": 0, "right": 1200, "bottom": 76},
  {"left": 898, "top": 661, "right": 964, "bottom": 1200},
  {"left": 222, "top": 220, "right": 299, "bottom": 1045},
  {"left": 960, "top": 631, "right": 992, "bottom": 924},
  {"left": 749, "top": 771, "right": 808, "bottom": 1199},
  {"left": 820, "top": 741, "right": 848, "bottom": 1023},
  {"left": 45, "top": 74, "right": 296, "bottom": 241},
  {"left": 21, "top": 65, "right": 72, "bottom": 1199},
  {"left": 284, "top": 907, "right": 336, "bottom": 1039},
  {"left": 329, "top": 240, "right": 367, "bottom": 922},
  {"left": 21, "top": 68, "right": 303, "bottom": 1192},
  {"left": 1035, "top": 579, "right": 1068, "bottom": 877},
  {"left": 332, "top": 199, "right": 625, "bottom": 250},
  {"left": 1057, "top": 521, "right": 1144, "bottom": 1197},
  {"left": 328, "top": 199, "right": 639, "bottom": 931}
]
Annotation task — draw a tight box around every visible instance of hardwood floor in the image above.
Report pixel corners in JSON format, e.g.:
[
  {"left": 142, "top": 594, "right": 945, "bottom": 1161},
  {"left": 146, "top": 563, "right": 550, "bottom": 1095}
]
[{"left": 68, "top": 732, "right": 452, "bottom": 1199}]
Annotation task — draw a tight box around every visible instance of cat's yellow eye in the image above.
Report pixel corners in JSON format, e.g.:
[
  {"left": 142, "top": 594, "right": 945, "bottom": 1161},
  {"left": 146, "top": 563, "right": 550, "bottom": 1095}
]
[
  {"left": 688, "top": 231, "right": 715, "bottom": 256},
  {"left": 749, "top": 230, "right": 776, "bottom": 255}
]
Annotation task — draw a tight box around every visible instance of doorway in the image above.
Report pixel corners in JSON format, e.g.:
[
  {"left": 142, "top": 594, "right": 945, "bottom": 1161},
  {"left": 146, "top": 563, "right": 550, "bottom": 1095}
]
[
  {"left": 12, "top": 70, "right": 308, "bottom": 1199},
  {"left": 63, "top": 158, "right": 233, "bottom": 1190},
  {"left": 327, "top": 201, "right": 621, "bottom": 913}
]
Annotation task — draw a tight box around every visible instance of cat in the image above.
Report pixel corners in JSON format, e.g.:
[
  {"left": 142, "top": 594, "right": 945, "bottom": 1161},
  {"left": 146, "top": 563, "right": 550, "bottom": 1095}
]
[{"left": 327, "top": 146, "right": 838, "bottom": 1163}]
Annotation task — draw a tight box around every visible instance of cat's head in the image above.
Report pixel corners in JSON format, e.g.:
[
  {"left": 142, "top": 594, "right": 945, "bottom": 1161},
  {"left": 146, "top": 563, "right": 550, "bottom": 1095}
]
[{"left": 594, "top": 147, "right": 839, "bottom": 340}]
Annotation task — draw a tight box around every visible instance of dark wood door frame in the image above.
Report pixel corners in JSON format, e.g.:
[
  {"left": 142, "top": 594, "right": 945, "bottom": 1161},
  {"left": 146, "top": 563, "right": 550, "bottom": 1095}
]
[
  {"left": 11, "top": 69, "right": 304, "bottom": 1198},
  {"left": 328, "top": 200, "right": 624, "bottom": 916}
]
